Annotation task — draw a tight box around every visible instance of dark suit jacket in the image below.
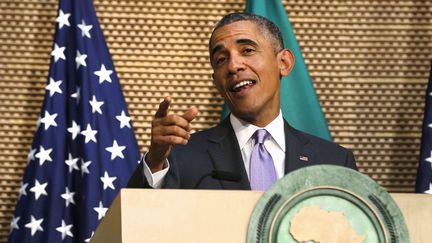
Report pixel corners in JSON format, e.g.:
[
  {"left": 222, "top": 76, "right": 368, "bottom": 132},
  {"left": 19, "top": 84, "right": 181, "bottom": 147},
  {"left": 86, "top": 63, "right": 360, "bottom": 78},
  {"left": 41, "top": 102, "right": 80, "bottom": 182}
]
[{"left": 127, "top": 118, "right": 357, "bottom": 189}]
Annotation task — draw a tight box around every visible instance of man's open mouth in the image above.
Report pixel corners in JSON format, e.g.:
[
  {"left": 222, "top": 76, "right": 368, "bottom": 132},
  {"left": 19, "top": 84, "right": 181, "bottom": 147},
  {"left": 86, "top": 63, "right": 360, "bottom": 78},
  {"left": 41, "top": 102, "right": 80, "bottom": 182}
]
[{"left": 231, "top": 80, "right": 256, "bottom": 92}]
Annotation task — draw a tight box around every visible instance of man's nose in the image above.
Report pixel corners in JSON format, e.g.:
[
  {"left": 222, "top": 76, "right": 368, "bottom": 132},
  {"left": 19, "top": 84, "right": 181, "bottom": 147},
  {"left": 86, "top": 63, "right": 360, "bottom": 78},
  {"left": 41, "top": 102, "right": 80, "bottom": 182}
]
[{"left": 227, "top": 55, "right": 245, "bottom": 74}]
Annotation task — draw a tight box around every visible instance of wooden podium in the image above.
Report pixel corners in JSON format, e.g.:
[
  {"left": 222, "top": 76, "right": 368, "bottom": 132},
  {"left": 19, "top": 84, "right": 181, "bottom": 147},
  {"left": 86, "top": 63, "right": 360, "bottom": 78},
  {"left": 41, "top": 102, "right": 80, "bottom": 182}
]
[{"left": 90, "top": 189, "right": 432, "bottom": 243}]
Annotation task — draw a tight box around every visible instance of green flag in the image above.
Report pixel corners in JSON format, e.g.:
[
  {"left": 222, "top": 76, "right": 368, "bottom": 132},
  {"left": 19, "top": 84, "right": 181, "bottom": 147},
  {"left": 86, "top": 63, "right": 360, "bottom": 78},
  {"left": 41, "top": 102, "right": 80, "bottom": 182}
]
[{"left": 221, "top": 0, "right": 332, "bottom": 141}]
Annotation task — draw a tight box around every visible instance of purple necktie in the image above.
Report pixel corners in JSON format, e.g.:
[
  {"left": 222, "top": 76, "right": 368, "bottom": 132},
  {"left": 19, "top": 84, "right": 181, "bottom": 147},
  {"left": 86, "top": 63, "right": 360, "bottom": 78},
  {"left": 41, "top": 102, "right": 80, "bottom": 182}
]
[{"left": 250, "top": 129, "right": 277, "bottom": 191}]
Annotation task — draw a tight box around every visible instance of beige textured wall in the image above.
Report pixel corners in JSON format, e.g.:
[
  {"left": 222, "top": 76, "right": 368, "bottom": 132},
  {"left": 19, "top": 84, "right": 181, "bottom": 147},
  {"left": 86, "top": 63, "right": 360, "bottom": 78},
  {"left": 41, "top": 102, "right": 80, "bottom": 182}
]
[{"left": 0, "top": 0, "right": 431, "bottom": 241}]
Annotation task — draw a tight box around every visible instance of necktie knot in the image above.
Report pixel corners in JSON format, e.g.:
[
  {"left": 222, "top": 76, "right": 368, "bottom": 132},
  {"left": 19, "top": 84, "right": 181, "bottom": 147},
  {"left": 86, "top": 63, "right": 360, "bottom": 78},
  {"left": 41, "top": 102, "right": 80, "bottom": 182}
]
[{"left": 254, "top": 129, "right": 270, "bottom": 144}]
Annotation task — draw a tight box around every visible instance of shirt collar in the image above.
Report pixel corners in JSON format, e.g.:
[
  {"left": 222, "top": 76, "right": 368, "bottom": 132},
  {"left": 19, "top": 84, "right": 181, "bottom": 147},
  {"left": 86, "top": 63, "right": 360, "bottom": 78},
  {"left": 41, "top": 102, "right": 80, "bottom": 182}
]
[{"left": 230, "top": 112, "right": 285, "bottom": 152}]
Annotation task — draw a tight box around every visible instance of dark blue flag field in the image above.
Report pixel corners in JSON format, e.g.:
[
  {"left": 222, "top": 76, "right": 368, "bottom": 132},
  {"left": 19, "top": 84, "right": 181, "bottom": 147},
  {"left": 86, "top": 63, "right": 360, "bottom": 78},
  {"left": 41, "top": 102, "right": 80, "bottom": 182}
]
[{"left": 8, "top": 0, "right": 140, "bottom": 242}]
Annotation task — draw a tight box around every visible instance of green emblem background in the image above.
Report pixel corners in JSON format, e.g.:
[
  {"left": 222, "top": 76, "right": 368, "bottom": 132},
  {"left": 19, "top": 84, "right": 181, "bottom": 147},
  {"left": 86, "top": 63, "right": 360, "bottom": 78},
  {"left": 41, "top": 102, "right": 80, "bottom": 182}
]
[{"left": 247, "top": 165, "right": 409, "bottom": 243}]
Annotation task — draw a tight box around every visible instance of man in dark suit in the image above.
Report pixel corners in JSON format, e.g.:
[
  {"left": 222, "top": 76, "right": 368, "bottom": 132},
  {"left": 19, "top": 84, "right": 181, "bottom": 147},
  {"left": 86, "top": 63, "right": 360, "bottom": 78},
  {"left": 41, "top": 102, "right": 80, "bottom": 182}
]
[{"left": 127, "top": 12, "right": 357, "bottom": 190}]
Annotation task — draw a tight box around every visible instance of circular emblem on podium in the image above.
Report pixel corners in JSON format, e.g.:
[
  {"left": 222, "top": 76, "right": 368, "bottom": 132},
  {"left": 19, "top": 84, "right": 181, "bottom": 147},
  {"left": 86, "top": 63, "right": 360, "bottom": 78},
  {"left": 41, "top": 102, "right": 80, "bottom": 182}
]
[{"left": 247, "top": 165, "right": 409, "bottom": 243}]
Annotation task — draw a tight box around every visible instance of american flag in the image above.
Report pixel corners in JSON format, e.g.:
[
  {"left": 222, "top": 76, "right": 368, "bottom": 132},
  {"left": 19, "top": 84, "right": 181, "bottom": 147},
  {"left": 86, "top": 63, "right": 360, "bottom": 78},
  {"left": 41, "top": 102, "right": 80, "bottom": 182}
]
[
  {"left": 8, "top": 0, "right": 140, "bottom": 242},
  {"left": 416, "top": 63, "right": 432, "bottom": 194}
]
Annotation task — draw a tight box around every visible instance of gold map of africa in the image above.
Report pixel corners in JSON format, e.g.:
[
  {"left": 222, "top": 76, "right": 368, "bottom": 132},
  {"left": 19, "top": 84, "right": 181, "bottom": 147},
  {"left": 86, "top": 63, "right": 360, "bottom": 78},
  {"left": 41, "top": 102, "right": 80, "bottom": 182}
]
[{"left": 289, "top": 205, "right": 366, "bottom": 243}]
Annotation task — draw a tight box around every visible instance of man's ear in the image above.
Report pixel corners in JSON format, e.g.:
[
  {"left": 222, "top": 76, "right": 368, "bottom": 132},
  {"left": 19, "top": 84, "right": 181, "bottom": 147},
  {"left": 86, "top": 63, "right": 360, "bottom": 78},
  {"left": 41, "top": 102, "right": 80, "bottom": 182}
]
[{"left": 278, "top": 49, "right": 295, "bottom": 76}]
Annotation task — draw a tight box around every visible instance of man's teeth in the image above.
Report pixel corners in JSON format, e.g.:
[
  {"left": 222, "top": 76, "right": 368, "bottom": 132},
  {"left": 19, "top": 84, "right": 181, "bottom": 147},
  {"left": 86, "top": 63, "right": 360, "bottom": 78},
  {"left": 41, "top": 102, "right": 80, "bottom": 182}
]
[{"left": 233, "top": 80, "right": 254, "bottom": 90}]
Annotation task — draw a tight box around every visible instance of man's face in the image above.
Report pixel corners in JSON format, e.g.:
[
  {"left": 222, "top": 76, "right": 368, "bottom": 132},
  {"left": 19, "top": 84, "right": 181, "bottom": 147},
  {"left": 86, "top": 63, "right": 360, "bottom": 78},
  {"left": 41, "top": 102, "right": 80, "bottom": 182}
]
[{"left": 210, "top": 20, "right": 293, "bottom": 126}]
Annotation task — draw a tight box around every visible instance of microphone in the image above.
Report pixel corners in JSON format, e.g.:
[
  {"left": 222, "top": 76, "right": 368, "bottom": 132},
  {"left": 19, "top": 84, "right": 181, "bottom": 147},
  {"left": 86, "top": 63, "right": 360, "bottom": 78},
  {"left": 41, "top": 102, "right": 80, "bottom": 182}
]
[{"left": 193, "top": 170, "right": 242, "bottom": 189}]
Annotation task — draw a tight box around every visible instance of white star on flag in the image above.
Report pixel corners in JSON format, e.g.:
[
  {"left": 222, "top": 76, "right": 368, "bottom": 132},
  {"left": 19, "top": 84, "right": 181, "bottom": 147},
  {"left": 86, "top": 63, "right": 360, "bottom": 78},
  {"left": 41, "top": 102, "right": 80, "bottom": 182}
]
[
  {"left": 105, "top": 140, "right": 126, "bottom": 160},
  {"left": 78, "top": 20, "right": 93, "bottom": 38},
  {"left": 56, "top": 220, "right": 74, "bottom": 240},
  {"left": 84, "top": 231, "right": 95, "bottom": 242},
  {"left": 100, "top": 171, "right": 117, "bottom": 190},
  {"left": 71, "top": 86, "right": 81, "bottom": 103},
  {"left": 81, "top": 123, "right": 98, "bottom": 143},
  {"left": 30, "top": 179, "right": 48, "bottom": 200},
  {"left": 93, "top": 201, "right": 108, "bottom": 220},
  {"left": 67, "top": 121, "right": 81, "bottom": 140},
  {"left": 10, "top": 216, "right": 20, "bottom": 231},
  {"left": 425, "top": 183, "right": 432, "bottom": 194},
  {"left": 35, "top": 145, "right": 53, "bottom": 166},
  {"left": 81, "top": 160, "right": 92, "bottom": 176},
  {"left": 27, "top": 148, "right": 37, "bottom": 162},
  {"left": 61, "top": 187, "right": 76, "bottom": 207},
  {"left": 55, "top": 10, "right": 70, "bottom": 29},
  {"left": 425, "top": 151, "right": 432, "bottom": 164},
  {"left": 45, "top": 78, "right": 63, "bottom": 97},
  {"left": 75, "top": 50, "right": 88, "bottom": 69},
  {"left": 65, "top": 153, "right": 80, "bottom": 173},
  {"left": 40, "top": 110, "right": 58, "bottom": 130},
  {"left": 116, "top": 110, "right": 131, "bottom": 128},
  {"left": 25, "top": 216, "right": 44, "bottom": 236},
  {"left": 18, "top": 182, "right": 28, "bottom": 199},
  {"left": 89, "top": 95, "right": 104, "bottom": 114},
  {"left": 94, "top": 64, "right": 113, "bottom": 83},
  {"left": 51, "top": 43, "right": 66, "bottom": 62}
]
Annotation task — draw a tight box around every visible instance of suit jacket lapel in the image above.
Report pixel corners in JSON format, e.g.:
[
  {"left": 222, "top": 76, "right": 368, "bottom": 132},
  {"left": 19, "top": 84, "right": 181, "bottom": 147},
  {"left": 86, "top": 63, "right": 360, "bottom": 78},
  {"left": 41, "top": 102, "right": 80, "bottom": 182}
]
[
  {"left": 206, "top": 118, "right": 250, "bottom": 190},
  {"left": 205, "top": 118, "right": 313, "bottom": 188},
  {"left": 284, "top": 121, "right": 312, "bottom": 174}
]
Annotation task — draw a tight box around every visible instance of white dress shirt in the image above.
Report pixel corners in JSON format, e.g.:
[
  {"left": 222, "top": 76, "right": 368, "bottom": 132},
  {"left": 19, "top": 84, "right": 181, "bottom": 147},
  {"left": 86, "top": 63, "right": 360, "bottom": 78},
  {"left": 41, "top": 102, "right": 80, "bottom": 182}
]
[
  {"left": 142, "top": 112, "right": 286, "bottom": 188},
  {"left": 230, "top": 112, "right": 286, "bottom": 180}
]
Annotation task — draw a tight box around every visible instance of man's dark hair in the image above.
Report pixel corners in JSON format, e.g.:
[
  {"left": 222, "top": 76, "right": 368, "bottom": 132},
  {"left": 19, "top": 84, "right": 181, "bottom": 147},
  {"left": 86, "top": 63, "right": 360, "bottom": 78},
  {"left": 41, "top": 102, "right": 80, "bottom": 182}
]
[{"left": 209, "top": 12, "right": 285, "bottom": 56}]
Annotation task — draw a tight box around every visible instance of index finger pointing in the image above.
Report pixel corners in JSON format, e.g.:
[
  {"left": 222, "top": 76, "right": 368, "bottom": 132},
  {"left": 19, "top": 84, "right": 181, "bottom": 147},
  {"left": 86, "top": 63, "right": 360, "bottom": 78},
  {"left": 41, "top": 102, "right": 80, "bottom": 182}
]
[{"left": 155, "top": 96, "right": 172, "bottom": 118}]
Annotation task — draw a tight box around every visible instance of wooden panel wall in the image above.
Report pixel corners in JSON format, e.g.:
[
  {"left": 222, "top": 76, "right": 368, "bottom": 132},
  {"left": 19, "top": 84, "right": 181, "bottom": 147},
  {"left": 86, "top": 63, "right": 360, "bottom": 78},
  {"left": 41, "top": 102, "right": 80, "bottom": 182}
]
[{"left": 0, "top": 0, "right": 431, "bottom": 241}]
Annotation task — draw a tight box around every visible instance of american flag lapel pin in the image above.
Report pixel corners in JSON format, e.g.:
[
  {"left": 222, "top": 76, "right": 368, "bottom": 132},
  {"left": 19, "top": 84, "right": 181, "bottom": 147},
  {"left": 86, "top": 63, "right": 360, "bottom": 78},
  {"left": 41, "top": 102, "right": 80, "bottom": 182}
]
[{"left": 299, "top": 155, "right": 309, "bottom": 162}]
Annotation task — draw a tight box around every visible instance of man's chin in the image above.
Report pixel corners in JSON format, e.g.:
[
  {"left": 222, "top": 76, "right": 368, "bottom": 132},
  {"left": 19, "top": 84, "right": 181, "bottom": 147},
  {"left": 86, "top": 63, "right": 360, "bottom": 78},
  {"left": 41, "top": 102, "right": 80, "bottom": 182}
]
[{"left": 229, "top": 109, "right": 257, "bottom": 122}]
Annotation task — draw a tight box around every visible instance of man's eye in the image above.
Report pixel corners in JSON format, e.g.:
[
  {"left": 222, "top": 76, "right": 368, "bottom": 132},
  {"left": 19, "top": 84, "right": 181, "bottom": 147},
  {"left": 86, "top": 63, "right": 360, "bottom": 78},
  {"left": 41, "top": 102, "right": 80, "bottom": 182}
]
[
  {"left": 215, "top": 57, "right": 226, "bottom": 65},
  {"left": 243, "top": 48, "right": 255, "bottom": 54}
]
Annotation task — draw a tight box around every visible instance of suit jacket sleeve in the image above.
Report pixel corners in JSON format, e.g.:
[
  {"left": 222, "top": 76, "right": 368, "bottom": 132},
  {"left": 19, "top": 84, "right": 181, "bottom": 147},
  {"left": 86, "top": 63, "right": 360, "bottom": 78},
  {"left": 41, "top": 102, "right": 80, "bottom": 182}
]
[
  {"left": 345, "top": 149, "right": 358, "bottom": 171},
  {"left": 126, "top": 162, "right": 152, "bottom": 188},
  {"left": 127, "top": 152, "right": 182, "bottom": 189}
]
